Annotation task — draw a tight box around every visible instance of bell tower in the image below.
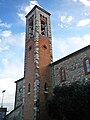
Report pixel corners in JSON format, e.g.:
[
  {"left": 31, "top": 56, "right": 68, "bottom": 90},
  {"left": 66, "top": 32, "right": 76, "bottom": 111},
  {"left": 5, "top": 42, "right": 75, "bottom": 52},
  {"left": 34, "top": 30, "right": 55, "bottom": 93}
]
[{"left": 24, "top": 5, "right": 53, "bottom": 120}]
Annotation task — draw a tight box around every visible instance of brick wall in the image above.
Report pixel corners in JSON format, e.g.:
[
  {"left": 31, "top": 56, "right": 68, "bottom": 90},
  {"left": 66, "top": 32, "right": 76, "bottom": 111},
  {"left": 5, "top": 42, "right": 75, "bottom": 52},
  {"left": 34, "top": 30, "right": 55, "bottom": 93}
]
[
  {"left": 38, "top": 35, "right": 52, "bottom": 120},
  {"left": 24, "top": 39, "right": 35, "bottom": 120}
]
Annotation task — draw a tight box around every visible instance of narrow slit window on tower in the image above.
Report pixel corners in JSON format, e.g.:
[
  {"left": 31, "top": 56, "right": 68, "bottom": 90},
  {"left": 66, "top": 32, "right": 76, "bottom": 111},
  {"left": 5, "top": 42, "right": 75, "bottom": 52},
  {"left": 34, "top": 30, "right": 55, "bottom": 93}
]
[
  {"left": 28, "top": 83, "right": 31, "bottom": 94},
  {"left": 29, "top": 46, "right": 32, "bottom": 51},
  {"left": 44, "top": 82, "right": 48, "bottom": 94}
]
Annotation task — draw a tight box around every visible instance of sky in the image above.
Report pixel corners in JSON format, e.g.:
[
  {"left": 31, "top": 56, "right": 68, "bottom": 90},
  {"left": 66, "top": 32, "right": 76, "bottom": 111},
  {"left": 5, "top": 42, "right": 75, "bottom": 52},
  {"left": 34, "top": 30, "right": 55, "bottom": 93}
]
[{"left": 0, "top": 0, "right": 90, "bottom": 113}]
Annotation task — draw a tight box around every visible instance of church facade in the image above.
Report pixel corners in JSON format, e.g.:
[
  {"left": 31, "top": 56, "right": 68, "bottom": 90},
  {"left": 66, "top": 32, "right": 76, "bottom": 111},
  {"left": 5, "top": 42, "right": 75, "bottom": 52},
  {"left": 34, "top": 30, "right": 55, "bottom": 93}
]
[{"left": 6, "top": 5, "right": 90, "bottom": 120}]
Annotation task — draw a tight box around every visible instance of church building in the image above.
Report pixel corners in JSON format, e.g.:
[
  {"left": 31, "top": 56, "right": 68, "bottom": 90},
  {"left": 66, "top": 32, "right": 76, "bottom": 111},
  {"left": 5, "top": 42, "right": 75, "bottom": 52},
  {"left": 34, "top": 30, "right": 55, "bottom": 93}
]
[{"left": 6, "top": 5, "right": 90, "bottom": 120}]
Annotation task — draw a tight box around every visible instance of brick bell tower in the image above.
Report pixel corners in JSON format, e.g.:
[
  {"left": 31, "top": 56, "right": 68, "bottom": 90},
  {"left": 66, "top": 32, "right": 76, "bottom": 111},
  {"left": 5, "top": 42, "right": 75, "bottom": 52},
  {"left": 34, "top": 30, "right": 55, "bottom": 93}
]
[{"left": 24, "top": 5, "right": 53, "bottom": 120}]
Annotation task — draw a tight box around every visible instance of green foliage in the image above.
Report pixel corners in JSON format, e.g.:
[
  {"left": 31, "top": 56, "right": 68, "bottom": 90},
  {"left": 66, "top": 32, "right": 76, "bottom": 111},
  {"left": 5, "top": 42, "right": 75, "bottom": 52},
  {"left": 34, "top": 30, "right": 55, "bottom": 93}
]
[
  {"left": 13, "top": 116, "right": 16, "bottom": 120},
  {"left": 47, "top": 80, "right": 90, "bottom": 120}
]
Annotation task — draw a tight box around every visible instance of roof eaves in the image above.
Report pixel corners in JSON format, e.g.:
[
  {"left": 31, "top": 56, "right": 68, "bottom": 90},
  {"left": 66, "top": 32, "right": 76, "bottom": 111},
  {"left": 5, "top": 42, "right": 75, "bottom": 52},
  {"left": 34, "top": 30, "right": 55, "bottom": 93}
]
[
  {"left": 50, "top": 45, "right": 90, "bottom": 66},
  {"left": 25, "top": 5, "right": 51, "bottom": 18}
]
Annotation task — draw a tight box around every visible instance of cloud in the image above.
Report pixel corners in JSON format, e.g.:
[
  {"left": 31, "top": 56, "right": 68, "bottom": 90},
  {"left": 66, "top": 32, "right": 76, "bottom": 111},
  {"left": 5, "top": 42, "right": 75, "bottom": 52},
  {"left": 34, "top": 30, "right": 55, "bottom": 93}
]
[
  {"left": 0, "top": 18, "right": 12, "bottom": 28},
  {"left": 60, "top": 15, "right": 74, "bottom": 28},
  {"left": 61, "top": 16, "right": 73, "bottom": 23},
  {"left": 67, "top": 16, "right": 74, "bottom": 22},
  {"left": 17, "top": 0, "right": 40, "bottom": 23},
  {"left": 0, "top": 58, "right": 24, "bottom": 80},
  {"left": 72, "top": 0, "right": 78, "bottom": 2},
  {"left": 0, "top": 30, "right": 12, "bottom": 37},
  {"left": 0, "top": 30, "right": 25, "bottom": 50},
  {"left": 72, "top": 0, "right": 90, "bottom": 7},
  {"left": 79, "top": 0, "right": 90, "bottom": 7},
  {"left": 0, "top": 30, "right": 25, "bottom": 112},
  {"left": 0, "top": 79, "right": 16, "bottom": 112},
  {"left": 77, "top": 19, "right": 90, "bottom": 27},
  {"left": 0, "top": 23, "right": 12, "bottom": 28},
  {"left": 52, "top": 33, "right": 90, "bottom": 61},
  {"left": 83, "top": 12, "right": 89, "bottom": 16}
]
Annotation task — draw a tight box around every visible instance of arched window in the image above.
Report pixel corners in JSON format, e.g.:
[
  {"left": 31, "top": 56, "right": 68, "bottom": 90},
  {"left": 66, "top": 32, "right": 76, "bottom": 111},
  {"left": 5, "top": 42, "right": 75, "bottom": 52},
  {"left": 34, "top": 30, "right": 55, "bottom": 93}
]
[
  {"left": 28, "top": 83, "right": 30, "bottom": 94},
  {"left": 28, "top": 15, "right": 34, "bottom": 38},
  {"left": 60, "top": 67, "right": 66, "bottom": 82},
  {"left": 86, "top": 59, "right": 90, "bottom": 72},
  {"left": 44, "top": 82, "right": 48, "bottom": 94},
  {"left": 41, "top": 20, "right": 45, "bottom": 35},
  {"left": 83, "top": 57, "right": 90, "bottom": 75},
  {"left": 40, "top": 14, "right": 47, "bottom": 37}
]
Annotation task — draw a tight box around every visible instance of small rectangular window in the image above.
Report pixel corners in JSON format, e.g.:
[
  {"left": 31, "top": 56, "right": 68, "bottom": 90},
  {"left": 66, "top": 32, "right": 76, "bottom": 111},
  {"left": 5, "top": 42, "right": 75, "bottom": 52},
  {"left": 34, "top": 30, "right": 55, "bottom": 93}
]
[{"left": 44, "top": 82, "right": 48, "bottom": 94}]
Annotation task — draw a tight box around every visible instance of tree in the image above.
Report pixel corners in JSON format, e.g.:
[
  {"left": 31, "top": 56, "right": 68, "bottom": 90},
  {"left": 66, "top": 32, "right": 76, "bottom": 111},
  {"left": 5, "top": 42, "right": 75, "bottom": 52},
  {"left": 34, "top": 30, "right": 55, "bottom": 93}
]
[{"left": 47, "top": 80, "right": 90, "bottom": 120}]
